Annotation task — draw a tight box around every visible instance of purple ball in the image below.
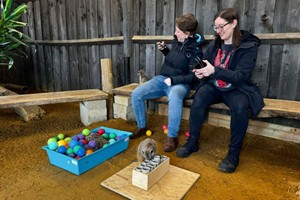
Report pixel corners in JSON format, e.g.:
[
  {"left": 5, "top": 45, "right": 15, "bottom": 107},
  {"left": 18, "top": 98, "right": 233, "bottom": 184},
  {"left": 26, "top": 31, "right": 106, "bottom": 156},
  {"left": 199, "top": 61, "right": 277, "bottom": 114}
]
[
  {"left": 71, "top": 135, "right": 79, "bottom": 141},
  {"left": 115, "top": 136, "right": 122, "bottom": 141},
  {"left": 77, "top": 134, "right": 85, "bottom": 140},
  {"left": 88, "top": 140, "right": 97, "bottom": 148},
  {"left": 68, "top": 153, "right": 76, "bottom": 158}
]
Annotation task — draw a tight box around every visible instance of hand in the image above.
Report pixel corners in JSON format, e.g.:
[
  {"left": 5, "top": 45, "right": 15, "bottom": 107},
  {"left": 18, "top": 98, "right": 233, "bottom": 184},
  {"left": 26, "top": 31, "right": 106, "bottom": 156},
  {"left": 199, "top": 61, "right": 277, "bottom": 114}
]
[
  {"left": 164, "top": 78, "right": 171, "bottom": 86},
  {"left": 157, "top": 41, "right": 166, "bottom": 50},
  {"left": 196, "top": 60, "right": 215, "bottom": 77}
]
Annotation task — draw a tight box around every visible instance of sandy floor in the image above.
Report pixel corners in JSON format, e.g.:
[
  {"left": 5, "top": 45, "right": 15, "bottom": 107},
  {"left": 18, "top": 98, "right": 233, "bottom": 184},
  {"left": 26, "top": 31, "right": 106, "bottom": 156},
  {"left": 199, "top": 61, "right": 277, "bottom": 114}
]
[{"left": 0, "top": 102, "right": 300, "bottom": 200}]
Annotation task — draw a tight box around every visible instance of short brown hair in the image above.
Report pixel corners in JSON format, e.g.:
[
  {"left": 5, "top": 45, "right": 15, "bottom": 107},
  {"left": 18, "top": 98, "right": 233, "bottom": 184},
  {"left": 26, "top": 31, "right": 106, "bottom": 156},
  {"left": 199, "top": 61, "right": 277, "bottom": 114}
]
[{"left": 176, "top": 13, "right": 198, "bottom": 35}]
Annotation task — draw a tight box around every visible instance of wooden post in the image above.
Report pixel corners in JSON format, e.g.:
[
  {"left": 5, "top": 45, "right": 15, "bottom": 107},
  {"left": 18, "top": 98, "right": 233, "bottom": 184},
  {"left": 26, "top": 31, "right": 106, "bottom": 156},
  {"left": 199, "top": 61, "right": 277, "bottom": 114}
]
[{"left": 101, "top": 58, "right": 114, "bottom": 119}]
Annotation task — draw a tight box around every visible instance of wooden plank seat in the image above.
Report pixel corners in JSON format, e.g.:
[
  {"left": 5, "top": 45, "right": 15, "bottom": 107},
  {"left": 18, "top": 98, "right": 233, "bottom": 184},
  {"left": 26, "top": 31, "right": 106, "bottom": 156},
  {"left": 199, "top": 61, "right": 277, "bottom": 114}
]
[
  {"left": 112, "top": 83, "right": 300, "bottom": 143},
  {"left": 0, "top": 89, "right": 108, "bottom": 126}
]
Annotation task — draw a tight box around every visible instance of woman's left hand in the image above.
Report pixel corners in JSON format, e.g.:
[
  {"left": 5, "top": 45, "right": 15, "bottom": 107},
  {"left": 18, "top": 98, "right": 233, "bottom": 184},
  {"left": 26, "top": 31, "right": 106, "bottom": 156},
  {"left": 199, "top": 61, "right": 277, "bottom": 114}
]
[{"left": 193, "top": 60, "right": 215, "bottom": 78}]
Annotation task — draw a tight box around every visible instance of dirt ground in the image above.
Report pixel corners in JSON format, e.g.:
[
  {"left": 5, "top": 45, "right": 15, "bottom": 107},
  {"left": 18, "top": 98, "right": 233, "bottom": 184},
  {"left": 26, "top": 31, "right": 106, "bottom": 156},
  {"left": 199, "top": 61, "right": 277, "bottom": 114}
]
[{"left": 0, "top": 102, "right": 299, "bottom": 200}]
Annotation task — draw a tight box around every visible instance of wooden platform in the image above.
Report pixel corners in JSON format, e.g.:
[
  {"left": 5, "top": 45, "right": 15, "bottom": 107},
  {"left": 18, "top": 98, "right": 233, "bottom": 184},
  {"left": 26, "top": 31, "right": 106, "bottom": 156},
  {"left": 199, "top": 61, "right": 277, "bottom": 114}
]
[{"left": 101, "top": 162, "right": 200, "bottom": 200}]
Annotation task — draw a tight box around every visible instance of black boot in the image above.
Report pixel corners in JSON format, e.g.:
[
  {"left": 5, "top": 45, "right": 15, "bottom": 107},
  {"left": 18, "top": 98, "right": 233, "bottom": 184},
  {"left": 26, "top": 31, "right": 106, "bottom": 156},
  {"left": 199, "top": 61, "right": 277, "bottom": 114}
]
[
  {"left": 175, "top": 138, "right": 199, "bottom": 158},
  {"left": 219, "top": 151, "right": 240, "bottom": 173},
  {"left": 130, "top": 127, "right": 147, "bottom": 139}
]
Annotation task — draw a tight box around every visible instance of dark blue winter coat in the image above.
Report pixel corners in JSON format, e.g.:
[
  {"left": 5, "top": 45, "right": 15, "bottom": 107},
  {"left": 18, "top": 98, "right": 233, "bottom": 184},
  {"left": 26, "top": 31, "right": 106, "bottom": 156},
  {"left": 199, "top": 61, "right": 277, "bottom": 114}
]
[
  {"left": 202, "top": 30, "right": 265, "bottom": 118},
  {"left": 160, "top": 34, "right": 205, "bottom": 85}
]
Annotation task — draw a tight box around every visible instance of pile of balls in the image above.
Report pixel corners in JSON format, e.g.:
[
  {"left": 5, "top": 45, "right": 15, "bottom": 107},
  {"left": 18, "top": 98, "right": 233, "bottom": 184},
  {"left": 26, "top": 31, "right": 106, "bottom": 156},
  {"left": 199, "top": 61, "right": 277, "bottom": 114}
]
[{"left": 46, "top": 128, "right": 127, "bottom": 159}]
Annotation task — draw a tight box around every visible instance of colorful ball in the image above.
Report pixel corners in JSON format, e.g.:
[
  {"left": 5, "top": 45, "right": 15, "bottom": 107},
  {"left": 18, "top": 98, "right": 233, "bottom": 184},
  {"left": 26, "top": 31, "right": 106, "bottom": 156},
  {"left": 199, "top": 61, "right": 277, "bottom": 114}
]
[
  {"left": 47, "top": 137, "right": 57, "bottom": 145},
  {"left": 162, "top": 124, "right": 167, "bottom": 130},
  {"left": 73, "top": 145, "right": 81, "bottom": 154},
  {"left": 71, "top": 135, "right": 79, "bottom": 141},
  {"left": 163, "top": 129, "right": 168, "bottom": 134},
  {"left": 115, "top": 136, "right": 122, "bottom": 141},
  {"left": 88, "top": 140, "right": 97, "bottom": 148},
  {"left": 82, "top": 129, "right": 90, "bottom": 136},
  {"left": 57, "top": 140, "right": 67, "bottom": 147},
  {"left": 146, "top": 130, "right": 152, "bottom": 136},
  {"left": 103, "top": 144, "right": 109, "bottom": 148},
  {"left": 109, "top": 139, "right": 116, "bottom": 144},
  {"left": 109, "top": 133, "right": 117, "bottom": 139},
  {"left": 76, "top": 147, "right": 86, "bottom": 157},
  {"left": 48, "top": 141, "right": 58, "bottom": 150},
  {"left": 77, "top": 134, "right": 85, "bottom": 140},
  {"left": 64, "top": 137, "right": 72, "bottom": 143},
  {"left": 102, "top": 133, "right": 109, "bottom": 140},
  {"left": 86, "top": 149, "right": 93, "bottom": 155},
  {"left": 185, "top": 131, "right": 190, "bottom": 138},
  {"left": 66, "top": 148, "right": 74, "bottom": 155},
  {"left": 68, "top": 153, "right": 76, "bottom": 158},
  {"left": 57, "top": 133, "right": 64, "bottom": 140},
  {"left": 57, "top": 146, "right": 67, "bottom": 154},
  {"left": 97, "top": 128, "right": 105, "bottom": 135},
  {"left": 68, "top": 140, "right": 78, "bottom": 148}
]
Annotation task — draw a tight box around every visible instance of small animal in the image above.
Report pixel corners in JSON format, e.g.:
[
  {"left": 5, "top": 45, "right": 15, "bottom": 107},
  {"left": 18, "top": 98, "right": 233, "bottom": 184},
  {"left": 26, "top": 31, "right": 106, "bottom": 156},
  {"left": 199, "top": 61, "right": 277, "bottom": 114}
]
[
  {"left": 137, "top": 69, "right": 149, "bottom": 84},
  {"left": 137, "top": 138, "right": 157, "bottom": 162}
]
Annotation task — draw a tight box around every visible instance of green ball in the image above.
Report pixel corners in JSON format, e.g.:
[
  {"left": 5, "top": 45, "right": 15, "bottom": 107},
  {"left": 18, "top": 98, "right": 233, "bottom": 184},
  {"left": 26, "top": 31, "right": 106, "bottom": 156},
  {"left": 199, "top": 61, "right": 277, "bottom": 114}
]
[
  {"left": 64, "top": 137, "right": 72, "bottom": 142},
  {"left": 57, "top": 133, "right": 65, "bottom": 140},
  {"left": 109, "top": 133, "right": 117, "bottom": 139},
  {"left": 102, "top": 133, "right": 109, "bottom": 140},
  {"left": 73, "top": 145, "right": 81, "bottom": 154},
  {"left": 47, "top": 137, "right": 57, "bottom": 145},
  {"left": 66, "top": 148, "right": 74, "bottom": 155},
  {"left": 103, "top": 144, "right": 109, "bottom": 148},
  {"left": 82, "top": 129, "right": 90, "bottom": 136}
]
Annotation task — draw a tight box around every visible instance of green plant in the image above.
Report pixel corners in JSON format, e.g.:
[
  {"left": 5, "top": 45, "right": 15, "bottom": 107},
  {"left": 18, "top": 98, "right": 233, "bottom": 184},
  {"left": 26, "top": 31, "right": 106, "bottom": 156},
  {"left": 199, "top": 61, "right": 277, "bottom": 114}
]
[{"left": 0, "top": 0, "right": 30, "bottom": 69}]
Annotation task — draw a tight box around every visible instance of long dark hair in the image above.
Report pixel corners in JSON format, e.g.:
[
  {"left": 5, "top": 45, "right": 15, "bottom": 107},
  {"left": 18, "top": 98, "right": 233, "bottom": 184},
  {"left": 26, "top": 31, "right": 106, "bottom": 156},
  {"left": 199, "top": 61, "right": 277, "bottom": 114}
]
[{"left": 214, "top": 7, "right": 241, "bottom": 48}]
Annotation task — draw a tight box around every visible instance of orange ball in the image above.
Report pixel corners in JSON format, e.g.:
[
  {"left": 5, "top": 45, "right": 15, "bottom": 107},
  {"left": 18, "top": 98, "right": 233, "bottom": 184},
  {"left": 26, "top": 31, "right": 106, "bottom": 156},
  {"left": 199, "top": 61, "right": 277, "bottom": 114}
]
[
  {"left": 163, "top": 129, "right": 168, "bottom": 134},
  {"left": 86, "top": 149, "right": 93, "bottom": 155}
]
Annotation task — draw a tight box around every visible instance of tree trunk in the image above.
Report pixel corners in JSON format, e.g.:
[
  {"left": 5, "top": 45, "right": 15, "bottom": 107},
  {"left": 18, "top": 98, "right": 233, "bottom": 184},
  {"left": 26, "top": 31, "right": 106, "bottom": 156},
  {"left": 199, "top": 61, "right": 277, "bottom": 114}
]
[{"left": 0, "top": 86, "right": 45, "bottom": 122}]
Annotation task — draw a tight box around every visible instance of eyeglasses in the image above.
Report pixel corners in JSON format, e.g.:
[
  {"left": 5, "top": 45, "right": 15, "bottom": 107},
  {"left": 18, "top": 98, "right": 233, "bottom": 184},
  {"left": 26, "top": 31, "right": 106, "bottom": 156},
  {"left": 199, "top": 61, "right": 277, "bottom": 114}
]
[{"left": 212, "top": 22, "right": 230, "bottom": 32}]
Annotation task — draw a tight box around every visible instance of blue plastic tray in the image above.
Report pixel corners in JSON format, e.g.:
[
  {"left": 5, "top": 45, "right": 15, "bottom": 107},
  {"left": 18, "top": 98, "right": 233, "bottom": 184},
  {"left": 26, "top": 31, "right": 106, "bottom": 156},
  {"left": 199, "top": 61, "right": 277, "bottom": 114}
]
[{"left": 43, "top": 126, "right": 132, "bottom": 175}]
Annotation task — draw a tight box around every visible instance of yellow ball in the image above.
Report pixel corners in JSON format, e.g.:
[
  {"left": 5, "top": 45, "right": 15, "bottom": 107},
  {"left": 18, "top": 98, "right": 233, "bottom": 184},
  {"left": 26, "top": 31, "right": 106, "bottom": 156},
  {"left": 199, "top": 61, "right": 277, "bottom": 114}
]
[
  {"left": 146, "top": 130, "right": 152, "bottom": 136},
  {"left": 57, "top": 140, "right": 67, "bottom": 147},
  {"left": 163, "top": 129, "right": 168, "bottom": 134}
]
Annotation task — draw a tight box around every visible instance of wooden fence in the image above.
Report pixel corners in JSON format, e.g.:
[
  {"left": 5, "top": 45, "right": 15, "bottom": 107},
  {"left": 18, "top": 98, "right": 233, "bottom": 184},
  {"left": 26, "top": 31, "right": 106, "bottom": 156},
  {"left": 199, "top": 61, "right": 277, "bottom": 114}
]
[{"left": 0, "top": 0, "right": 300, "bottom": 102}]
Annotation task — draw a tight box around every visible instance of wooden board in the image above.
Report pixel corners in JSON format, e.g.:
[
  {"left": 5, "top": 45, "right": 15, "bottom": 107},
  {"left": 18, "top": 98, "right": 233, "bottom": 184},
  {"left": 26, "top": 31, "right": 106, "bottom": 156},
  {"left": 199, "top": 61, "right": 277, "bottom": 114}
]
[
  {"left": 0, "top": 89, "right": 108, "bottom": 109},
  {"left": 208, "top": 112, "right": 300, "bottom": 143},
  {"left": 101, "top": 162, "right": 200, "bottom": 200}
]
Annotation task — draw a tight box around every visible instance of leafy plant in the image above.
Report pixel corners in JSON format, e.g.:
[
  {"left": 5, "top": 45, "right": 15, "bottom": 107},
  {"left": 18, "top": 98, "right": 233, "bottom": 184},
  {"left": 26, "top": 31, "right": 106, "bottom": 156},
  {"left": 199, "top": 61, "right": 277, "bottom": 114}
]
[{"left": 0, "top": 0, "right": 30, "bottom": 69}]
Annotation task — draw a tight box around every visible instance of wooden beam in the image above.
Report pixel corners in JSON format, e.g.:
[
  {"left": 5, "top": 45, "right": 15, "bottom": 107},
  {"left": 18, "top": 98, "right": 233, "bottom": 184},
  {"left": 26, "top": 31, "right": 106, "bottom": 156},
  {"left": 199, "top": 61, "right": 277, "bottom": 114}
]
[{"left": 25, "top": 36, "right": 124, "bottom": 46}]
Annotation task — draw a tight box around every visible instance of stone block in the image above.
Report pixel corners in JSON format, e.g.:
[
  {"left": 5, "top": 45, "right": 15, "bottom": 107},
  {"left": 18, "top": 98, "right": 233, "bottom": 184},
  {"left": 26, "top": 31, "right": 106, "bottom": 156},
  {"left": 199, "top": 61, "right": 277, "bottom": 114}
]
[{"left": 114, "top": 95, "right": 132, "bottom": 106}]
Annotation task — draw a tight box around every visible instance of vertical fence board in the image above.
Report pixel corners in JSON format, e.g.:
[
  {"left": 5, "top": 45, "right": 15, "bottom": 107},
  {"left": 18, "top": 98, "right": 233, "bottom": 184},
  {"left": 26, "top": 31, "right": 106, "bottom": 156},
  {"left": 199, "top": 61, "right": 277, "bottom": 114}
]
[
  {"left": 66, "top": 0, "right": 79, "bottom": 90},
  {"left": 33, "top": 0, "right": 47, "bottom": 91},
  {"left": 145, "top": 0, "right": 156, "bottom": 78},
  {"left": 138, "top": 0, "right": 146, "bottom": 76},
  {"left": 87, "top": 0, "right": 100, "bottom": 89},
  {"left": 58, "top": 0, "right": 70, "bottom": 91},
  {"left": 49, "top": 0, "right": 62, "bottom": 91},
  {"left": 202, "top": 0, "right": 218, "bottom": 34},
  {"left": 99, "top": 0, "right": 112, "bottom": 59},
  {"left": 182, "top": 0, "right": 196, "bottom": 14},
  {"left": 41, "top": 0, "right": 54, "bottom": 91},
  {"left": 77, "top": 0, "right": 89, "bottom": 89},
  {"left": 132, "top": 0, "right": 140, "bottom": 83},
  {"left": 155, "top": 0, "right": 164, "bottom": 74}
]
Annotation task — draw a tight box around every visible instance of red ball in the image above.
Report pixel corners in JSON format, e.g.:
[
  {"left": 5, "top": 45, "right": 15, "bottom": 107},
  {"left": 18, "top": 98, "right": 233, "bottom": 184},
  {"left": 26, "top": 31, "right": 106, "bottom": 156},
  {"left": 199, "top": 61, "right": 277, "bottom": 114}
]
[
  {"left": 162, "top": 125, "right": 167, "bottom": 130},
  {"left": 97, "top": 128, "right": 105, "bottom": 135},
  {"left": 80, "top": 139, "right": 88, "bottom": 145},
  {"left": 185, "top": 131, "right": 190, "bottom": 138}
]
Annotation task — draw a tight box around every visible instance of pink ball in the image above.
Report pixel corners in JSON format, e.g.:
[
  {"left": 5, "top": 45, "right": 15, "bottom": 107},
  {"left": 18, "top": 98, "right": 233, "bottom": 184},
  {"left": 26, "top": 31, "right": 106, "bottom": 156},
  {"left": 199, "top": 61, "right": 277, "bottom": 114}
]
[
  {"left": 162, "top": 125, "right": 167, "bottom": 130},
  {"left": 185, "top": 131, "right": 190, "bottom": 138}
]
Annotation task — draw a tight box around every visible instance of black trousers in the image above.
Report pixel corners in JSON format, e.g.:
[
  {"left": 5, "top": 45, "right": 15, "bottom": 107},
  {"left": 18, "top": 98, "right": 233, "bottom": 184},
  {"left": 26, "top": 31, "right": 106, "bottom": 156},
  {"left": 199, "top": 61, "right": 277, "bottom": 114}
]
[{"left": 189, "top": 83, "right": 249, "bottom": 154}]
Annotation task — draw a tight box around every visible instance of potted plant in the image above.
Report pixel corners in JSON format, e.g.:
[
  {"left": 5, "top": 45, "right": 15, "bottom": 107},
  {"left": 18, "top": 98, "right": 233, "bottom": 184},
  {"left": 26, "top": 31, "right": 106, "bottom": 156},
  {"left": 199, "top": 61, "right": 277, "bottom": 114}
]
[{"left": 0, "top": 0, "right": 30, "bottom": 69}]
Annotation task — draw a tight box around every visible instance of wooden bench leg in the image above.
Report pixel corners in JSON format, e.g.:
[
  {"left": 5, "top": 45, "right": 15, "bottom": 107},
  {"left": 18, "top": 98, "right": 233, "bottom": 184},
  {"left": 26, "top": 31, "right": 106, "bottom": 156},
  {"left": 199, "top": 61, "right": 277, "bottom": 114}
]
[{"left": 80, "top": 100, "right": 107, "bottom": 126}]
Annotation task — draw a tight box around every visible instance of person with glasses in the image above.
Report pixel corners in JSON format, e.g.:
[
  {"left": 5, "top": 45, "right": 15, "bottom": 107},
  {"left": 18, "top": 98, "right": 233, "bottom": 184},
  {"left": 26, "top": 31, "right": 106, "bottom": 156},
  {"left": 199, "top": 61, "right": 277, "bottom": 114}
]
[
  {"left": 130, "top": 13, "right": 205, "bottom": 153},
  {"left": 176, "top": 8, "right": 264, "bottom": 173}
]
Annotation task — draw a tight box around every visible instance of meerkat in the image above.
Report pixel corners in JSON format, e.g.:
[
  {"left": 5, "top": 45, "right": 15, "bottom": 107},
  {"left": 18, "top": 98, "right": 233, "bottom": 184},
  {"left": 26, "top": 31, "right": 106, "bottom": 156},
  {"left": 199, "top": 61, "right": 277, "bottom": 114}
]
[
  {"left": 137, "top": 138, "right": 157, "bottom": 162},
  {"left": 137, "top": 69, "right": 149, "bottom": 84}
]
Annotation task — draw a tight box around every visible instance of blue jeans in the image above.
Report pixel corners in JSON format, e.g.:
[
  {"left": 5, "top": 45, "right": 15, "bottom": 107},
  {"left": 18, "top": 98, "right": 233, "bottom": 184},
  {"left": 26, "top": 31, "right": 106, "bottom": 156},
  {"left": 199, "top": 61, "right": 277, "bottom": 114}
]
[{"left": 131, "top": 75, "right": 190, "bottom": 138}]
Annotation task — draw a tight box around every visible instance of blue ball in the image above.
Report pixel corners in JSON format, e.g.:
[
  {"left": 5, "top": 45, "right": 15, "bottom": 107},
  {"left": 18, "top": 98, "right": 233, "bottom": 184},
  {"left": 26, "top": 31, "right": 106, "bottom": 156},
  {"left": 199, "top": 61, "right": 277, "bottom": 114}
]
[
  {"left": 76, "top": 147, "right": 86, "bottom": 157},
  {"left": 48, "top": 142, "right": 58, "bottom": 150},
  {"left": 57, "top": 146, "right": 67, "bottom": 154},
  {"left": 69, "top": 140, "right": 78, "bottom": 148}
]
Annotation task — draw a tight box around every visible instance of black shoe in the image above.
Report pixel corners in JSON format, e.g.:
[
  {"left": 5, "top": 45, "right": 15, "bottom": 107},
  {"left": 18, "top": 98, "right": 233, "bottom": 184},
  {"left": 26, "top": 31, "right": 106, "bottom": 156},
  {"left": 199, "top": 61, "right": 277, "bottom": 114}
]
[
  {"left": 218, "top": 153, "right": 239, "bottom": 173},
  {"left": 175, "top": 139, "right": 199, "bottom": 158},
  {"left": 130, "top": 127, "right": 147, "bottom": 139}
]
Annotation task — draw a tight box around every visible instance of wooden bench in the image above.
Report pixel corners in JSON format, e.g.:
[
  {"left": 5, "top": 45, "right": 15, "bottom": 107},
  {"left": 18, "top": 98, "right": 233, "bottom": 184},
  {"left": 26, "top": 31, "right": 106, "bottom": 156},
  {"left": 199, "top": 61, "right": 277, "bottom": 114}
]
[
  {"left": 112, "top": 83, "right": 300, "bottom": 143},
  {"left": 0, "top": 89, "right": 108, "bottom": 126}
]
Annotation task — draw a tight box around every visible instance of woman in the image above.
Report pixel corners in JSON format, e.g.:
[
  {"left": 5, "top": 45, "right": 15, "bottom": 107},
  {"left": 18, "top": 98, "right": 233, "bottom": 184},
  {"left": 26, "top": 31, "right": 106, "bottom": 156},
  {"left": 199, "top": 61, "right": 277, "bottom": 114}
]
[
  {"left": 131, "top": 13, "right": 205, "bottom": 153},
  {"left": 176, "top": 8, "right": 264, "bottom": 173}
]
